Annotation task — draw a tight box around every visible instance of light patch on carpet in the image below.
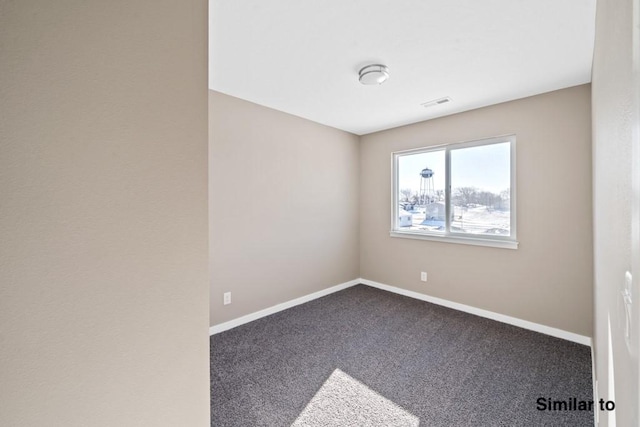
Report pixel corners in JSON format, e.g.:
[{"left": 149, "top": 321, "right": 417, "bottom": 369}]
[{"left": 292, "top": 368, "right": 419, "bottom": 427}]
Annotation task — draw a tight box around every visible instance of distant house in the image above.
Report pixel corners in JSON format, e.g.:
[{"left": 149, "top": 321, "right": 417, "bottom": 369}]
[
  {"left": 424, "top": 202, "right": 445, "bottom": 221},
  {"left": 398, "top": 209, "right": 412, "bottom": 227},
  {"left": 421, "top": 202, "right": 446, "bottom": 228}
]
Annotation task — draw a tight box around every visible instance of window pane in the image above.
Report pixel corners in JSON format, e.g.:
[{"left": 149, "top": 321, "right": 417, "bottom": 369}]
[
  {"left": 450, "top": 142, "right": 510, "bottom": 236},
  {"left": 397, "top": 150, "right": 445, "bottom": 232}
]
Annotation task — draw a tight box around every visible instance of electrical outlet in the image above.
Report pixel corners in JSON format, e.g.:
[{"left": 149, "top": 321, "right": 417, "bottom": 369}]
[
  {"left": 420, "top": 272, "right": 427, "bottom": 282},
  {"left": 223, "top": 292, "right": 231, "bottom": 305}
]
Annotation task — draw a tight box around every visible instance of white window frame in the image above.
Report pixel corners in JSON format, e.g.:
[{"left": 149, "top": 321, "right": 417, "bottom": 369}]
[{"left": 390, "top": 134, "right": 518, "bottom": 249}]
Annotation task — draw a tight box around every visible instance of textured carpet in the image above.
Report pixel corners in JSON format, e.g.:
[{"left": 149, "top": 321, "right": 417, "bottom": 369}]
[
  {"left": 291, "top": 368, "right": 419, "bottom": 426},
  {"left": 210, "top": 285, "right": 593, "bottom": 426}
]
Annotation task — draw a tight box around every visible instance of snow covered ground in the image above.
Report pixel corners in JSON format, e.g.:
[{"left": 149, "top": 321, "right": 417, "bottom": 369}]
[{"left": 402, "top": 205, "right": 510, "bottom": 235}]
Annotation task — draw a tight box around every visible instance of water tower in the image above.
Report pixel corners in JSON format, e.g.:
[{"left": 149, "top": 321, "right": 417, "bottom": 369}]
[{"left": 419, "top": 167, "right": 435, "bottom": 207}]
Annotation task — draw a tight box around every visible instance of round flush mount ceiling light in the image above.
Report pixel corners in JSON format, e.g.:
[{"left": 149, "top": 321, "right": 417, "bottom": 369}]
[{"left": 358, "top": 64, "right": 389, "bottom": 85}]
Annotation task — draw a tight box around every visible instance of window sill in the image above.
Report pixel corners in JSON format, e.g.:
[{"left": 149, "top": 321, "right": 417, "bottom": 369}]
[{"left": 389, "top": 230, "right": 518, "bottom": 249}]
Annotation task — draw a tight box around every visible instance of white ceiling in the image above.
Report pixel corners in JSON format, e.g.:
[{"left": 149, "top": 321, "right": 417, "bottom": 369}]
[{"left": 209, "top": 0, "right": 596, "bottom": 135}]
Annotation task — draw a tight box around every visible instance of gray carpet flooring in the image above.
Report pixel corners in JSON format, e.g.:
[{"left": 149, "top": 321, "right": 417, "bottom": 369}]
[{"left": 210, "top": 285, "right": 593, "bottom": 426}]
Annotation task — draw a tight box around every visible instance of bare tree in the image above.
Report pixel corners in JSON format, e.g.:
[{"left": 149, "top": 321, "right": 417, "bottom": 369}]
[
  {"left": 453, "top": 187, "right": 478, "bottom": 207},
  {"left": 499, "top": 189, "right": 510, "bottom": 210},
  {"left": 400, "top": 188, "right": 413, "bottom": 202},
  {"left": 477, "top": 191, "right": 501, "bottom": 210}
]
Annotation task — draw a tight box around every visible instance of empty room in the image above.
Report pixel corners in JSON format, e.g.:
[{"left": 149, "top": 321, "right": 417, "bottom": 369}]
[
  {"left": 1, "top": 0, "right": 638, "bottom": 427},
  {"left": 208, "top": 0, "right": 639, "bottom": 426}
]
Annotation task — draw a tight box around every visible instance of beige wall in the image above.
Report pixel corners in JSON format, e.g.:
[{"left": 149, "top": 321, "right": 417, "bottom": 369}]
[
  {"left": 0, "top": 2, "right": 209, "bottom": 426},
  {"left": 592, "top": 0, "right": 640, "bottom": 425},
  {"left": 360, "top": 85, "right": 593, "bottom": 336},
  {"left": 209, "top": 91, "right": 360, "bottom": 325}
]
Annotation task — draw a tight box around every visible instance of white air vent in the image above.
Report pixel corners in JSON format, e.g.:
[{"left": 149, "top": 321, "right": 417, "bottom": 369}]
[{"left": 421, "top": 97, "right": 452, "bottom": 108}]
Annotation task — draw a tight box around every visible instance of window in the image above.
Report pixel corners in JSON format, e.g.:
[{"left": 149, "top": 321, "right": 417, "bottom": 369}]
[{"left": 391, "top": 135, "right": 517, "bottom": 249}]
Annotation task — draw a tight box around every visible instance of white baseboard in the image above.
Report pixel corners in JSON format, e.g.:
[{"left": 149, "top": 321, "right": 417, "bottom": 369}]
[
  {"left": 210, "top": 277, "right": 593, "bottom": 347},
  {"left": 209, "top": 279, "right": 360, "bottom": 335},
  {"left": 360, "top": 278, "right": 593, "bottom": 346}
]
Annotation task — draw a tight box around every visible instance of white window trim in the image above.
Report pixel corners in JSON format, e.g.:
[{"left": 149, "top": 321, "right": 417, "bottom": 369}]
[{"left": 390, "top": 134, "right": 518, "bottom": 250}]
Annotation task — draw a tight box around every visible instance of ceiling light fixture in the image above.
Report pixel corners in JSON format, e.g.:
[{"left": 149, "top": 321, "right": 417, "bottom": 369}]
[{"left": 358, "top": 64, "right": 389, "bottom": 85}]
